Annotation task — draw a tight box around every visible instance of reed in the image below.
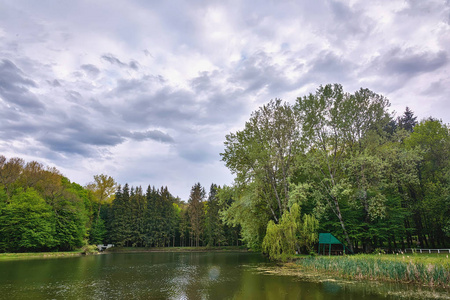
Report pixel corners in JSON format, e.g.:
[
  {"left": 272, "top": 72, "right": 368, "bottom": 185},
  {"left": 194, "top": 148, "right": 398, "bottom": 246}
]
[{"left": 296, "top": 254, "right": 450, "bottom": 287}]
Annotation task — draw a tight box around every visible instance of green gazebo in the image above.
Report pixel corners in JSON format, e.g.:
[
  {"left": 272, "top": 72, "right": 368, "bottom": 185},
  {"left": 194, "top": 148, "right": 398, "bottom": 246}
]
[{"left": 318, "top": 233, "right": 349, "bottom": 255}]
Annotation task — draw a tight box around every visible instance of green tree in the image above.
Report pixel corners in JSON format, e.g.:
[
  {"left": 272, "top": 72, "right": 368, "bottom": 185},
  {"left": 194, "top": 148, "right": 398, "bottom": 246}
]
[
  {"left": 129, "top": 186, "right": 147, "bottom": 247},
  {"left": 188, "top": 183, "right": 205, "bottom": 247},
  {"left": 218, "top": 184, "right": 268, "bottom": 249},
  {"left": 262, "top": 203, "right": 318, "bottom": 260},
  {"left": 0, "top": 189, "right": 55, "bottom": 252},
  {"left": 221, "top": 99, "right": 301, "bottom": 223},
  {"left": 404, "top": 118, "right": 450, "bottom": 247},
  {"left": 294, "top": 84, "right": 391, "bottom": 252},
  {"left": 205, "top": 184, "right": 225, "bottom": 247},
  {"left": 0, "top": 156, "right": 24, "bottom": 198},
  {"left": 398, "top": 107, "right": 417, "bottom": 133},
  {"left": 86, "top": 174, "right": 116, "bottom": 211},
  {"left": 110, "top": 184, "right": 132, "bottom": 246}
]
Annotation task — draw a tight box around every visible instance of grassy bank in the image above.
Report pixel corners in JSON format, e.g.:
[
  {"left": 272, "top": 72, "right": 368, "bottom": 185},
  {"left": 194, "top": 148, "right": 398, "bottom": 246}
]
[
  {"left": 0, "top": 245, "right": 100, "bottom": 261},
  {"left": 0, "top": 250, "right": 85, "bottom": 261},
  {"left": 106, "top": 246, "right": 249, "bottom": 253},
  {"left": 294, "top": 253, "right": 450, "bottom": 288}
]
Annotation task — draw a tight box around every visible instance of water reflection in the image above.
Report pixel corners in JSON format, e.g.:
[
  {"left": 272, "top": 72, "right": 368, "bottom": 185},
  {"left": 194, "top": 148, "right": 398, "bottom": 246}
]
[{"left": 0, "top": 252, "right": 447, "bottom": 299}]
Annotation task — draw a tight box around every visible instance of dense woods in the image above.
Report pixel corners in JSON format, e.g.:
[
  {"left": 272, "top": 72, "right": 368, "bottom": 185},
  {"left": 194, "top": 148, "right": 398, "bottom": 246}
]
[
  {"left": 1, "top": 84, "right": 449, "bottom": 255},
  {"left": 221, "top": 84, "right": 450, "bottom": 258},
  {"left": 0, "top": 158, "right": 93, "bottom": 252},
  {"left": 0, "top": 157, "right": 240, "bottom": 252}
]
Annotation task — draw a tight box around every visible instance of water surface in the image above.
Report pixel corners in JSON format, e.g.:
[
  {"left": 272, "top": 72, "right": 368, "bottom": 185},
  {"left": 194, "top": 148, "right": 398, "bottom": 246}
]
[{"left": 0, "top": 252, "right": 447, "bottom": 299}]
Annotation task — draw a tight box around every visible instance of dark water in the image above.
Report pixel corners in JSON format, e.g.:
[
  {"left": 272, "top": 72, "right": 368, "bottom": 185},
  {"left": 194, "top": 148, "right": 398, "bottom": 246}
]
[{"left": 0, "top": 252, "right": 447, "bottom": 299}]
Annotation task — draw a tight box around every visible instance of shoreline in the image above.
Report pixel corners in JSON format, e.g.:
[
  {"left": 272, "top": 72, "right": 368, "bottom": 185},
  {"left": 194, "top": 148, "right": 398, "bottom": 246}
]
[
  {"left": 105, "top": 246, "right": 250, "bottom": 254},
  {"left": 0, "top": 246, "right": 250, "bottom": 261},
  {"left": 0, "top": 251, "right": 85, "bottom": 261}
]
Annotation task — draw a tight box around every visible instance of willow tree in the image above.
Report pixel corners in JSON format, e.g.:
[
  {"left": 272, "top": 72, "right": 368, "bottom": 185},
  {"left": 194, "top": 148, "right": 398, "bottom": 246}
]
[
  {"left": 221, "top": 99, "right": 301, "bottom": 223},
  {"left": 294, "top": 84, "right": 391, "bottom": 252},
  {"left": 262, "top": 203, "right": 318, "bottom": 260}
]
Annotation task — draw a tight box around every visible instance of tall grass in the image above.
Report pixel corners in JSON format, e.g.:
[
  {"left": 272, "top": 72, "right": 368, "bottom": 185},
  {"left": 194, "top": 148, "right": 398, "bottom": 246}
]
[{"left": 297, "top": 254, "right": 450, "bottom": 287}]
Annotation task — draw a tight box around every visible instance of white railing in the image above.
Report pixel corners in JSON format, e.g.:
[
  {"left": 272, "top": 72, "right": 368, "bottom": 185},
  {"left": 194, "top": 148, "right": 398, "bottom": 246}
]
[{"left": 403, "top": 248, "right": 450, "bottom": 254}]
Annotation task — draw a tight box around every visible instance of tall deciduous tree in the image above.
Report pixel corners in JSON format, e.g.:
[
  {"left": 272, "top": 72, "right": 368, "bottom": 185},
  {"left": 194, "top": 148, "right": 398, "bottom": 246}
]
[
  {"left": 294, "top": 84, "right": 391, "bottom": 252},
  {"left": 221, "top": 99, "right": 301, "bottom": 223},
  {"left": 404, "top": 118, "right": 450, "bottom": 247},
  {"left": 0, "top": 156, "right": 24, "bottom": 198},
  {"left": 86, "top": 174, "right": 116, "bottom": 220}
]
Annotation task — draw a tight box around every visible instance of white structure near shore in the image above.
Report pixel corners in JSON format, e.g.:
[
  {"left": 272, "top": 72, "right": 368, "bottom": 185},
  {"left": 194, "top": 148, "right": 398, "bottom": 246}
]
[{"left": 97, "top": 244, "right": 114, "bottom": 251}]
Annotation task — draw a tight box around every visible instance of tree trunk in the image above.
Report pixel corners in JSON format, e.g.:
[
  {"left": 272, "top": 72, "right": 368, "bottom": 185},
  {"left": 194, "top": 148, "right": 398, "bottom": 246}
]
[{"left": 333, "top": 196, "right": 354, "bottom": 253}]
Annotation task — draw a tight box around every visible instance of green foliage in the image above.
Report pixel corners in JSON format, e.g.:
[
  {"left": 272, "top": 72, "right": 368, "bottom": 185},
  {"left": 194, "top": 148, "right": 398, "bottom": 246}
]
[
  {"left": 262, "top": 203, "right": 319, "bottom": 261},
  {"left": 298, "top": 255, "right": 449, "bottom": 287},
  {"left": 219, "top": 185, "right": 268, "bottom": 250},
  {"left": 0, "top": 189, "right": 55, "bottom": 252},
  {"left": 221, "top": 99, "right": 301, "bottom": 223},
  {"left": 222, "top": 84, "right": 450, "bottom": 252},
  {"left": 262, "top": 220, "right": 284, "bottom": 260},
  {"left": 299, "top": 214, "right": 319, "bottom": 253},
  {"left": 204, "top": 184, "right": 226, "bottom": 247},
  {"left": 89, "top": 217, "right": 107, "bottom": 244},
  {"left": 188, "top": 183, "right": 205, "bottom": 247},
  {"left": 81, "top": 244, "right": 98, "bottom": 255}
]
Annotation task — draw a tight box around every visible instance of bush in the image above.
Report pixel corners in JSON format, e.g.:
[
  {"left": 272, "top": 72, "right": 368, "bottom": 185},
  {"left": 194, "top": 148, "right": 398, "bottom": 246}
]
[{"left": 81, "top": 244, "right": 98, "bottom": 255}]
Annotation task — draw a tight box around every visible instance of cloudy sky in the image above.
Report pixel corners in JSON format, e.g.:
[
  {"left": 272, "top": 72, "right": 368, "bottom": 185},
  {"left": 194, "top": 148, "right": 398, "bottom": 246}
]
[{"left": 1, "top": 0, "right": 449, "bottom": 200}]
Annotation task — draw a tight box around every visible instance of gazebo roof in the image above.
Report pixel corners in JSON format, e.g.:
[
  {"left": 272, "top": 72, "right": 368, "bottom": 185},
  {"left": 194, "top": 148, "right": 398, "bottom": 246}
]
[{"left": 318, "top": 233, "right": 343, "bottom": 245}]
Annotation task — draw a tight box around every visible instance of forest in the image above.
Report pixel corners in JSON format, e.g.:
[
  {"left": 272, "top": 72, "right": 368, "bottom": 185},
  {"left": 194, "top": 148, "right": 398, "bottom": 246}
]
[
  {"left": 0, "top": 163, "right": 240, "bottom": 252},
  {"left": 0, "top": 84, "right": 449, "bottom": 255}
]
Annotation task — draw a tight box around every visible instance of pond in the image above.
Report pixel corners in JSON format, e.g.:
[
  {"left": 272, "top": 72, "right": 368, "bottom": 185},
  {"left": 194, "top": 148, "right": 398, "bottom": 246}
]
[{"left": 0, "top": 252, "right": 447, "bottom": 299}]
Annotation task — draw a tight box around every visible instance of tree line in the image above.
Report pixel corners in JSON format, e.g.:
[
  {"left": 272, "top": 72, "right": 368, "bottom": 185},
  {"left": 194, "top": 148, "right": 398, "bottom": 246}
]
[
  {"left": 221, "top": 84, "right": 450, "bottom": 258},
  {"left": 99, "top": 182, "right": 240, "bottom": 248},
  {"left": 1, "top": 83, "right": 448, "bottom": 256},
  {"left": 0, "top": 157, "right": 94, "bottom": 252},
  {"left": 0, "top": 158, "right": 241, "bottom": 252}
]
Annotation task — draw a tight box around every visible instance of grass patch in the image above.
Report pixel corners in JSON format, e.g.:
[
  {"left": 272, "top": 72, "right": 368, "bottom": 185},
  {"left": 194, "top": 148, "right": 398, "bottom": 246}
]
[
  {"left": 295, "top": 253, "right": 450, "bottom": 288},
  {"left": 0, "top": 250, "right": 84, "bottom": 261}
]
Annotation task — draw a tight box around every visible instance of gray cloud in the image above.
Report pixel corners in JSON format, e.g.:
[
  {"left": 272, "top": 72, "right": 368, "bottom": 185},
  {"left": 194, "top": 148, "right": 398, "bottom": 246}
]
[
  {"left": 327, "top": 0, "right": 375, "bottom": 39},
  {"left": 0, "top": 59, "right": 45, "bottom": 113},
  {"left": 307, "top": 51, "right": 355, "bottom": 83},
  {"left": 129, "top": 60, "right": 139, "bottom": 70},
  {"left": 81, "top": 64, "right": 100, "bottom": 77},
  {"left": 102, "top": 54, "right": 139, "bottom": 70},
  {"left": 47, "top": 79, "right": 61, "bottom": 87},
  {"left": 129, "top": 130, "right": 174, "bottom": 143},
  {"left": 177, "top": 142, "right": 218, "bottom": 163},
  {"left": 102, "top": 54, "right": 127, "bottom": 67},
  {"left": 383, "top": 48, "right": 448, "bottom": 75},
  {"left": 230, "top": 51, "right": 297, "bottom": 94}
]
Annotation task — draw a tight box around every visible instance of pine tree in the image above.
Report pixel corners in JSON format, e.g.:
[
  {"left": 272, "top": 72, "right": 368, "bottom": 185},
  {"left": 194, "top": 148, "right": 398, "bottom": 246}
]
[
  {"left": 398, "top": 106, "right": 418, "bottom": 132},
  {"left": 188, "top": 183, "right": 205, "bottom": 247},
  {"left": 110, "top": 184, "right": 131, "bottom": 246},
  {"left": 144, "top": 185, "right": 158, "bottom": 247},
  {"left": 205, "top": 184, "right": 225, "bottom": 247}
]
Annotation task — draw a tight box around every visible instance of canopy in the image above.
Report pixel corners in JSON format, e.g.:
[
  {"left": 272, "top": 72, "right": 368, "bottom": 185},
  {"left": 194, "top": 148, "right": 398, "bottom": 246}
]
[
  {"left": 318, "top": 233, "right": 350, "bottom": 255},
  {"left": 319, "top": 233, "right": 343, "bottom": 245}
]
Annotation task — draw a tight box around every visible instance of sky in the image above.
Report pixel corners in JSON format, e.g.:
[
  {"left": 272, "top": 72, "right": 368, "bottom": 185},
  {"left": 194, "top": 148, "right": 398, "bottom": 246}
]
[{"left": 1, "top": 0, "right": 449, "bottom": 200}]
